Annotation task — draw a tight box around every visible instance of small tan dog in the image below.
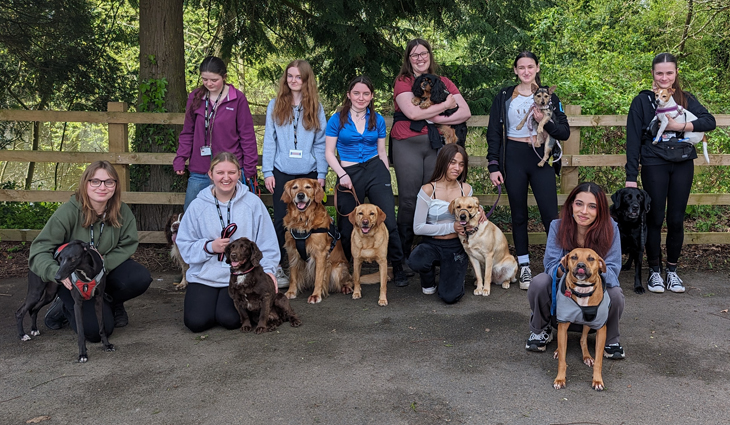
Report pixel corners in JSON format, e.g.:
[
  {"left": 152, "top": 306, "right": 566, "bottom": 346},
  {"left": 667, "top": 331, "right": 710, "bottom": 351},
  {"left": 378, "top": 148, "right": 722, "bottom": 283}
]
[
  {"left": 165, "top": 213, "right": 189, "bottom": 290},
  {"left": 553, "top": 248, "right": 609, "bottom": 391},
  {"left": 448, "top": 196, "right": 518, "bottom": 296},
  {"left": 515, "top": 83, "right": 558, "bottom": 167},
  {"left": 349, "top": 204, "right": 389, "bottom": 306}
]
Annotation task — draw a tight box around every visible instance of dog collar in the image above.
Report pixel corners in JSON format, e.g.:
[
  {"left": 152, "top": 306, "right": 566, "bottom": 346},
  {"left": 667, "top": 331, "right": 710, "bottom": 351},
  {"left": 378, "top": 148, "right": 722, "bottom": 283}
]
[
  {"left": 656, "top": 105, "right": 679, "bottom": 115},
  {"left": 231, "top": 266, "right": 254, "bottom": 276}
]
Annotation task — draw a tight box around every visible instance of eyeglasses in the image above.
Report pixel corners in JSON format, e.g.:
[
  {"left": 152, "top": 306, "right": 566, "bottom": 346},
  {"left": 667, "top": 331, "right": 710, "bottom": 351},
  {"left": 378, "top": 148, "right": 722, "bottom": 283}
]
[
  {"left": 88, "top": 178, "right": 117, "bottom": 188},
  {"left": 409, "top": 51, "right": 430, "bottom": 60}
]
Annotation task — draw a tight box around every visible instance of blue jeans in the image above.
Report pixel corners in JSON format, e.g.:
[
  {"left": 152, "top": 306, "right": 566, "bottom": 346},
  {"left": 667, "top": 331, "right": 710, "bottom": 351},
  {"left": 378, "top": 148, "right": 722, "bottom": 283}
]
[{"left": 184, "top": 172, "right": 212, "bottom": 211}]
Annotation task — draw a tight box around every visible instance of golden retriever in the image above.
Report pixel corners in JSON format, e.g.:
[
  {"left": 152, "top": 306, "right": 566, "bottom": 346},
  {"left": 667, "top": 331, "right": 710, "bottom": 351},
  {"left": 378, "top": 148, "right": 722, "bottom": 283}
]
[
  {"left": 349, "top": 204, "right": 389, "bottom": 306},
  {"left": 449, "top": 196, "right": 518, "bottom": 296},
  {"left": 282, "top": 178, "right": 353, "bottom": 304}
]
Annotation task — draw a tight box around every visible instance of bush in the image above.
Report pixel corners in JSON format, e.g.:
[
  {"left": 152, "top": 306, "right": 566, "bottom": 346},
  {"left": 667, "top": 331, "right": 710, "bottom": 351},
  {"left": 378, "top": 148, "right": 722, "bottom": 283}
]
[{"left": 0, "top": 202, "right": 60, "bottom": 229}]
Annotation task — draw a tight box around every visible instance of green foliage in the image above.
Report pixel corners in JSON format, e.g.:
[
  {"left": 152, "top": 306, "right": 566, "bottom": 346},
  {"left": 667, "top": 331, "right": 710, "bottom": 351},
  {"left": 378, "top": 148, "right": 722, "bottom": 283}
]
[{"left": 0, "top": 202, "right": 60, "bottom": 229}]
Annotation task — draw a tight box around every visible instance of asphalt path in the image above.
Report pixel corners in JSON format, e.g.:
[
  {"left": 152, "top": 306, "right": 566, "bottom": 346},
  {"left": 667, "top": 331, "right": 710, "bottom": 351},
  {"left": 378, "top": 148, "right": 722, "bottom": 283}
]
[{"left": 2, "top": 268, "right": 729, "bottom": 424}]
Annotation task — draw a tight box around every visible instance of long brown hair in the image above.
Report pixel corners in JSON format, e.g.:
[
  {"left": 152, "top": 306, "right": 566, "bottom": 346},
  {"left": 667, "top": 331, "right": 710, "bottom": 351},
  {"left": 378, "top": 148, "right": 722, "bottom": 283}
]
[
  {"left": 558, "top": 182, "right": 613, "bottom": 257},
  {"left": 652, "top": 52, "right": 690, "bottom": 108},
  {"left": 76, "top": 161, "right": 122, "bottom": 228},
  {"left": 429, "top": 144, "right": 469, "bottom": 183},
  {"left": 189, "top": 56, "right": 227, "bottom": 115},
  {"left": 396, "top": 38, "right": 439, "bottom": 81},
  {"left": 272, "top": 60, "right": 321, "bottom": 130},
  {"left": 337, "top": 76, "right": 377, "bottom": 131}
]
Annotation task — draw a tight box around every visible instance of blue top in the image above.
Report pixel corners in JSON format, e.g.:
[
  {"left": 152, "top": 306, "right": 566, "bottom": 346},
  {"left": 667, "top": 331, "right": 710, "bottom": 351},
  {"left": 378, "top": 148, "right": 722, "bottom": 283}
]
[
  {"left": 325, "top": 109, "right": 386, "bottom": 163},
  {"left": 543, "top": 219, "right": 622, "bottom": 288}
]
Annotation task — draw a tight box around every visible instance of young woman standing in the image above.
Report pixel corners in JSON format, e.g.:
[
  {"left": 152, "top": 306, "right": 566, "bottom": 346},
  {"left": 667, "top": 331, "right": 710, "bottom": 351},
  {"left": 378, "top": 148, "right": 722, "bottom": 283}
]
[
  {"left": 262, "top": 60, "right": 328, "bottom": 288},
  {"left": 486, "top": 51, "right": 570, "bottom": 289},
  {"left": 625, "top": 52, "right": 716, "bottom": 293},
  {"left": 174, "top": 56, "right": 258, "bottom": 210}
]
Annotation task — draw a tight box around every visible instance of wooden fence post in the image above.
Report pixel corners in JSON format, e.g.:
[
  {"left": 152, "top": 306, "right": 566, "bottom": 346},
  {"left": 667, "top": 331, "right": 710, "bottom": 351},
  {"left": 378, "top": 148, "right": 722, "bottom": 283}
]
[
  {"left": 107, "top": 102, "right": 130, "bottom": 191},
  {"left": 561, "top": 105, "right": 581, "bottom": 195}
]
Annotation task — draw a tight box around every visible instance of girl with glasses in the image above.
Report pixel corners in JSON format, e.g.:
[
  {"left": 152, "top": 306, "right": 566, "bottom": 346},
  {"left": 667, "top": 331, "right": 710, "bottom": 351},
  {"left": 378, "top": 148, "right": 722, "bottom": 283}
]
[
  {"left": 29, "top": 161, "right": 152, "bottom": 339},
  {"left": 391, "top": 38, "right": 472, "bottom": 274},
  {"left": 175, "top": 152, "right": 280, "bottom": 332}
]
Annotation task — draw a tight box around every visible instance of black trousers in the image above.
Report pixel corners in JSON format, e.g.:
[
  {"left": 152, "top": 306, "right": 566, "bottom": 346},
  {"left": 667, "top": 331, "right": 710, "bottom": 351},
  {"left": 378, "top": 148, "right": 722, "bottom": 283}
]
[
  {"left": 641, "top": 160, "right": 694, "bottom": 265},
  {"left": 408, "top": 237, "right": 468, "bottom": 304},
  {"left": 336, "top": 156, "right": 404, "bottom": 265},
  {"left": 272, "top": 167, "right": 318, "bottom": 259},
  {"left": 504, "top": 140, "right": 558, "bottom": 257},
  {"left": 183, "top": 282, "right": 241, "bottom": 333},
  {"left": 49, "top": 259, "right": 151, "bottom": 342}
]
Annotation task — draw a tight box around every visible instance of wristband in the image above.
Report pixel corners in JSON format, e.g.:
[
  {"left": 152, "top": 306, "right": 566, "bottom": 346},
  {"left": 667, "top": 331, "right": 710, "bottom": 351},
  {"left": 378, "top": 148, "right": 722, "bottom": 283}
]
[
  {"left": 338, "top": 172, "right": 347, "bottom": 179},
  {"left": 203, "top": 240, "right": 215, "bottom": 255}
]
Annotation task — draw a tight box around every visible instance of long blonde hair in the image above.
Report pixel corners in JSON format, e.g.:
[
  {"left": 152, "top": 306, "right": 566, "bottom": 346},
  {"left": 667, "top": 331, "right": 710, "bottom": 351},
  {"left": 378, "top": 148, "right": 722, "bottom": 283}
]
[
  {"left": 272, "top": 60, "right": 321, "bottom": 130},
  {"left": 76, "top": 161, "right": 122, "bottom": 228}
]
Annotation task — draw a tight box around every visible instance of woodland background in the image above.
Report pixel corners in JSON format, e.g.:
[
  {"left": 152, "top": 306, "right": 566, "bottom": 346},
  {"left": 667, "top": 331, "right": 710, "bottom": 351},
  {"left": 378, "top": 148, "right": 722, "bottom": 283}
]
[{"left": 0, "top": 0, "right": 729, "bottom": 233}]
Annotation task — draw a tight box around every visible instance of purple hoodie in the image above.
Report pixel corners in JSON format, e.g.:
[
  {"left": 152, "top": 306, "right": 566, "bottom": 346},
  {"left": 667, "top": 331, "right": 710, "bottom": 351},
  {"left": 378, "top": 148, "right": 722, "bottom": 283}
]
[{"left": 174, "top": 84, "right": 258, "bottom": 178}]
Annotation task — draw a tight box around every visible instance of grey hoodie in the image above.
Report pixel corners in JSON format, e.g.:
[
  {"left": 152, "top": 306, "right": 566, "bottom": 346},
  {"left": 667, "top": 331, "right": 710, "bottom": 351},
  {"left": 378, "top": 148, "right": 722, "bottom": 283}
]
[{"left": 176, "top": 181, "right": 279, "bottom": 288}]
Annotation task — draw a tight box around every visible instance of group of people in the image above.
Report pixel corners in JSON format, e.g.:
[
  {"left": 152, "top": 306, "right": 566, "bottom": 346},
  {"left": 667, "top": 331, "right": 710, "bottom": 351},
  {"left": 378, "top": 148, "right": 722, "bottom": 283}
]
[{"left": 28, "top": 41, "right": 715, "bottom": 362}]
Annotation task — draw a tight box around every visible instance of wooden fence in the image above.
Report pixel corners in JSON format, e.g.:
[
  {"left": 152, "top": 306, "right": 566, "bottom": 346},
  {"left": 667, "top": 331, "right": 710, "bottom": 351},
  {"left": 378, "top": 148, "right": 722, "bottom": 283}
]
[{"left": 1, "top": 102, "right": 729, "bottom": 245}]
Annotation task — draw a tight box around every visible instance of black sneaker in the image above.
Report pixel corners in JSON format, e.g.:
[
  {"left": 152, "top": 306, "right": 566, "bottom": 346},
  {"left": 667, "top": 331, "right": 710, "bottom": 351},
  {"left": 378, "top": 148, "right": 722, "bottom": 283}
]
[
  {"left": 44, "top": 297, "right": 68, "bottom": 330},
  {"left": 525, "top": 327, "right": 553, "bottom": 352},
  {"left": 604, "top": 343, "right": 625, "bottom": 359},
  {"left": 518, "top": 263, "right": 532, "bottom": 290},
  {"left": 393, "top": 265, "right": 409, "bottom": 287},
  {"left": 113, "top": 303, "right": 129, "bottom": 328}
]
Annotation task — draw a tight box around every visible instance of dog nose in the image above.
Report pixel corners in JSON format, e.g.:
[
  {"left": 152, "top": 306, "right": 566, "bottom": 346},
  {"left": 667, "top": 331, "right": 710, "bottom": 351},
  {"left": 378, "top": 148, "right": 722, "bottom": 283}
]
[
  {"left": 362, "top": 219, "right": 369, "bottom": 225},
  {"left": 577, "top": 262, "right": 586, "bottom": 269},
  {"left": 296, "top": 193, "right": 305, "bottom": 200}
]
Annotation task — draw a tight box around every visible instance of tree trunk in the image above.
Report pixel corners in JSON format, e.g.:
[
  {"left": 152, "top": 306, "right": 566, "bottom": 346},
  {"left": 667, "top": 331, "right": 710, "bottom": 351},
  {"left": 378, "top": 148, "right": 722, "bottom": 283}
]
[{"left": 135, "top": 0, "right": 186, "bottom": 231}]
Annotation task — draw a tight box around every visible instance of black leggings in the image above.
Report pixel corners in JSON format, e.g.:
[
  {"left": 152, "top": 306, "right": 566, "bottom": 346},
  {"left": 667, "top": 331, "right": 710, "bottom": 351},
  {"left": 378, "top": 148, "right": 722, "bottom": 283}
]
[
  {"left": 336, "top": 156, "right": 404, "bottom": 265},
  {"left": 641, "top": 161, "right": 694, "bottom": 265},
  {"left": 407, "top": 237, "right": 468, "bottom": 304},
  {"left": 52, "top": 259, "right": 151, "bottom": 342},
  {"left": 184, "top": 282, "right": 242, "bottom": 332},
  {"left": 272, "top": 168, "right": 318, "bottom": 259},
  {"left": 504, "top": 140, "right": 558, "bottom": 257}
]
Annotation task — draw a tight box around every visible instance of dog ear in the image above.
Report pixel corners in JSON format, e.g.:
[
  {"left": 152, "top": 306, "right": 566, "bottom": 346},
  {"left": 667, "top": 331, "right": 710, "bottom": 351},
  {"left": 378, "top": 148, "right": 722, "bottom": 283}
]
[
  {"left": 376, "top": 206, "right": 387, "bottom": 225},
  {"left": 653, "top": 86, "right": 661, "bottom": 95},
  {"left": 667, "top": 87, "right": 675, "bottom": 95},
  {"left": 281, "top": 180, "right": 295, "bottom": 204},
  {"left": 448, "top": 199, "right": 456, "bottom": 215},
  {"left": 224, "top": 243, "right": 232, "bottom": 264},
  {"left": 313, "top": 180, "right": 325, "bottom": 204},
  {"left": 599, "top": 257, "right": 607, "bottom": 274},
  {"left": 348, "top": 207, "right": 359, "bottom": 226},
  {"left": 412, "top": 76, "right": 424, "bottom": 97},
  {"left": 641, "top": 189, "right": 651, "bottom": 212},
  {"left": 530, "top": 82, "right": 539, "bottom": 94},
  {"left": 610, "top": 190, "right": 622, "bottom": 210},
  {"left": 548, "top": 85, "right": 557, "bottom": 95},
  {"left": 560, "top": 254, "right": 569, "bottom": 271},
  {"left": 249, "top": 240, "right": 263, "bottom": 267}
]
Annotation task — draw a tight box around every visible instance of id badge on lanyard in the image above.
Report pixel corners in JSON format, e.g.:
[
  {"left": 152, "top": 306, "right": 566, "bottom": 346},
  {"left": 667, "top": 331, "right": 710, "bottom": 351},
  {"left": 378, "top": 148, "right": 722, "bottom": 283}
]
[{"left": 202, "top": 91, "right": 223, "bottom": 157}]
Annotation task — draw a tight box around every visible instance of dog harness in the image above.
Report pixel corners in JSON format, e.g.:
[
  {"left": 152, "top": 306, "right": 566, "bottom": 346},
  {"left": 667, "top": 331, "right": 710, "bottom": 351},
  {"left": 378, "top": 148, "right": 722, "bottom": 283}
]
[
  {"left": 289, "top": 219, "right": 341, "bottom": 261},
  {"left": 552, "top": 271, "right": 611, "bottom": 330},
  {"left": 54, "top": 243, "right": 106, "bottom": 301}
]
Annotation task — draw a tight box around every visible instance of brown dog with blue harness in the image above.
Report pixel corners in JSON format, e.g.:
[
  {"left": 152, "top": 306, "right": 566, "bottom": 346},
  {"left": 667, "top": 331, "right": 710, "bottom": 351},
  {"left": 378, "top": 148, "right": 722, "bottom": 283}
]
[{"left": 553, "top": 248, "right": 610, "bottom": 391}]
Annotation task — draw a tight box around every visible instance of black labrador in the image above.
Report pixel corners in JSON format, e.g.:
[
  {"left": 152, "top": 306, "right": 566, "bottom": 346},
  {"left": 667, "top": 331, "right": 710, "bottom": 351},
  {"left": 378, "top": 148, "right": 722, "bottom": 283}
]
[
  {"left": 610, "top": 188, "right": 651, "bottom": 294},
  {"left": 16, "top": 240, "right": 115, "bottom": 362}
]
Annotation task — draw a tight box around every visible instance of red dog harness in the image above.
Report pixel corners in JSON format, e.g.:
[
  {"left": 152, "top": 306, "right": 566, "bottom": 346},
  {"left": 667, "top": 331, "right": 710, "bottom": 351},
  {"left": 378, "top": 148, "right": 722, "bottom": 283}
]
[{"left": 54, "top": 243, "right": 106, "bottom": 301}]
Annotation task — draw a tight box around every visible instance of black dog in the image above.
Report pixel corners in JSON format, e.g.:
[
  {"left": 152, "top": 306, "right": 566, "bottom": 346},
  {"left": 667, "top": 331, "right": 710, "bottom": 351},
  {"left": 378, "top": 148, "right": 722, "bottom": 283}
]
[
  {"left": 16, "top": 240, "right": 115, "bottom": 362},
  {"left": 411, "top": 73, "right": 459, "bottom": 144},
  {"left": 224, "top": 238, "right": 301, "bottom": 334},
  {"left": 610, "top": 188, "right": 651, "bottom": 294}
]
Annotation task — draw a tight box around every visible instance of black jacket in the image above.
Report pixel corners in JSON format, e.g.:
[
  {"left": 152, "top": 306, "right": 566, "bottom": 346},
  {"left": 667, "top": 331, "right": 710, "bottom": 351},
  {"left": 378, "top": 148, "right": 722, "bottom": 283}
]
[
  {"left": 625, "top": 90, "right": 716, "bottom": 182},
  {"left": 486, "top": 85, "right": 570, "bottom": 177}
]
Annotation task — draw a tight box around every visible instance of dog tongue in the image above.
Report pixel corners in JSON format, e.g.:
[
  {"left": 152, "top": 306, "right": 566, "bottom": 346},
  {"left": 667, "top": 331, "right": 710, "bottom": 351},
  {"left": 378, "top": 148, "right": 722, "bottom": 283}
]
[
  {"left": 578, "top": 267, "right": 585, "bottom": 275},
  {"left": 297, "top": 202, "right": 307, "bottom": 210},
  {"left": 231, "top": 261, "right": 240, "bottom": 268},
  {"left": 460, "top": 221, "right": 468, "bottom": 226},
  {"left": 171, "top": 233, "right": 177, "bottom": 244},
  {"left": 362, "top": 227, "right": 370, "bottom": 234}
]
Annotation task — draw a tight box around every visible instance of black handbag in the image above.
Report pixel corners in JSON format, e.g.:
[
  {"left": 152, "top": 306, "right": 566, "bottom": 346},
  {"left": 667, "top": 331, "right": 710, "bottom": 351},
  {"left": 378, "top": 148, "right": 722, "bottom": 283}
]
[{"left": 653, "top": 137, "right": 695, "bottom": 162}]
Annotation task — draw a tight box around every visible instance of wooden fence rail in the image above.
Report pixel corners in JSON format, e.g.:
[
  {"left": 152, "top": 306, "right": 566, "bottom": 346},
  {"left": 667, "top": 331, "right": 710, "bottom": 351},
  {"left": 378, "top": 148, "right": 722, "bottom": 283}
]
[{"left": 1, "top": 103, "right": 729, "bottom": 244}]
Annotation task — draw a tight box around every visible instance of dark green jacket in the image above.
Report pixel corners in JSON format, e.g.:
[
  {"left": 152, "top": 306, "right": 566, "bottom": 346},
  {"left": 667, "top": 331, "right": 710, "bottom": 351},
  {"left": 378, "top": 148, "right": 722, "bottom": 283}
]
[{"left": 29, "top": 195, "right": 139, "bottom": 282}]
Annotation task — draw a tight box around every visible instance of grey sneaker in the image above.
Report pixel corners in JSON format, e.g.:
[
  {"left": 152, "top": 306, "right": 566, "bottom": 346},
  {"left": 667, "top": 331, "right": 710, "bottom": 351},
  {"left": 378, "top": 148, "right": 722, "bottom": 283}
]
[
  {"left": 525, "top": 327, "right": 553, "bottom": 352},
  {"left": 519, "top": 264, "right": 532, "bottom": 290},
  {"left": 275, "top": 265, "right": 290, "bottom": 289},
  {"left": 665, "top": 271, "right": 685, "bottom": 293},
  {"left": 647, "top": 271, "right": 665, "bottom": 293}
]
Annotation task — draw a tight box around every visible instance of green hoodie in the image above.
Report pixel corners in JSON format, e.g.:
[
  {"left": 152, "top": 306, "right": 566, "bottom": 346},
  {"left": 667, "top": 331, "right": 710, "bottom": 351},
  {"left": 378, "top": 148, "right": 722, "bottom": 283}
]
[{"left": 29, "top": 195, "right": 139, "bottom": 283}]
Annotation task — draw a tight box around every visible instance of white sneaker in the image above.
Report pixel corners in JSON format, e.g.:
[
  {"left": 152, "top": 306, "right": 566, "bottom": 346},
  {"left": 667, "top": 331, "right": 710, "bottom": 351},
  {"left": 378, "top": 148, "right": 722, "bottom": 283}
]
[
  {"left": 275, "top": 265, "right": 290, "bottom": 289},
  {"left": 519, "top": 264, "right": 532, "bottom": 290},
  {"left": 665, "top": 271, "right": 685, "bottom": 293},
  {"left": 647, "top": 271, "right": 665, "bottom": 293},
  {"left": 422, "top": 286, "right": 436, "bottom": 295}
]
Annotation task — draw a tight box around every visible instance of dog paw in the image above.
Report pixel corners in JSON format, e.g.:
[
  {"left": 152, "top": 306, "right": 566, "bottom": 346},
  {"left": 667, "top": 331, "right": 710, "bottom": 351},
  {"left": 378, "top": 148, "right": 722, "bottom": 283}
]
[
  {"left": 634, "top": 285, "right": 645, "bottom": 295},
  {"left": 241, "top": 324, "right": 252, "bottom": 332},
  {"left": 473, "top": 288, "right": 484, "bottom": 296},
  {"left": 592, "top": 380, "right": 605, "bottom": 391},
  {"left": 378, "top": 298, "right": 388, "bottom": 307},
  {"left": 78, "top": 355, "right": 88, "bottom": 363},
  {"left": 352, "top": 291, "right": 362, "bottom": 300},
  {"left": 254, "top": 325, "right": 267, "bottom": 334},
  {"left": 553, "top": 379, "right": 566, "bottom": 389},
  {"left": 104, "top": 344, "right": 116, "bottom": 352},
  {"left": 583, "top": 356, "right": 594, "bottom": 367},
  {"left": 173, "top": 282, "right": 187, "bottom": 291},
  {"left": 285, "top": 291, "right": 297, "bottom": 299},
  {"left": 411, "top": 98, "right": 422, "bottom": 106},
  {"left": 341, "top": 286, "right": 353, "bottom": 295},
  {"left": 307, "top": 294, "right": 322, "bottom": 304},
  {"left": 31, "top": 329, "right": 41, "bottom": 337},
  {"left": 537, "top": 161, "right": 546, "bottom": 167},
  {"left": 553, "top": 350, "right": 559, "bottom": 359},
  {"left": 501, "top": 282, "right": 510, "bottom": 289},
  {"left": 290, "top": 317, "right": 302, "bottom": 327},
  {"left": 20, "top": 334, "right": 32, "bottom": 341}
]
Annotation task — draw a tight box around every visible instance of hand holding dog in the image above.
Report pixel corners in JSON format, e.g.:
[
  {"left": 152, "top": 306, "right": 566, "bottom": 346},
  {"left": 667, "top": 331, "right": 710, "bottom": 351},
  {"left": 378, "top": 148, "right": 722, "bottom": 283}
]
[
  {"left": 664, "top": 114, "right": 693, "bottom": 132},
  {"left": 61, "top": 277, "right": 72, "bottom": 291},
  {"left": 532, "top": 106, "right": 545, "bottom": 123},
  {"left": 211, "top": 237, "right": 231, "bottom": 253}
]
